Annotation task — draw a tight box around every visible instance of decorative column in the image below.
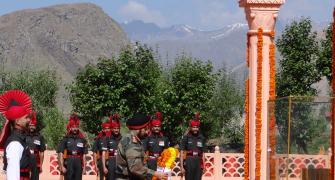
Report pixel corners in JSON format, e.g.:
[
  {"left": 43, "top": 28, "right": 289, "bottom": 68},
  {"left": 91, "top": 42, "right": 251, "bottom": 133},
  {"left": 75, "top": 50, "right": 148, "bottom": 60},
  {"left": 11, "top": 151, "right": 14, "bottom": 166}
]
[{"left": 239, "top": 0, "right": 285, "bottom": 179}]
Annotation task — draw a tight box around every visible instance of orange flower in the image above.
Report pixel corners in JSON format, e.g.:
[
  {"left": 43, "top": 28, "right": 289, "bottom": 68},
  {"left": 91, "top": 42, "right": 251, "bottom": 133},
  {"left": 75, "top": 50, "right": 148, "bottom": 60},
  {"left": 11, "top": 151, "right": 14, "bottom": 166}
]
[
  {"left": 269, "top": 30, "right": 276, "bottom": 180},
  {"left": 255, "top": 27, "right": 263, "bottom": 180},
  {"left": 244, "top": 79, "right": 249, "bottom": 180}
]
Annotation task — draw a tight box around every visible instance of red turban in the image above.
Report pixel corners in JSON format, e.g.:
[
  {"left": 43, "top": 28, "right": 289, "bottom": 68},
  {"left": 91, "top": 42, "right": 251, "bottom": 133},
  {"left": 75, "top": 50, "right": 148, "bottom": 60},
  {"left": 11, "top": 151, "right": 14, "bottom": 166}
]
[
  {"left": 0, "top": 90, "right": 32, "bottom": 148},
  {"left": 102, "top": 122, "right": 111, "bottom": 129},
  {"left": 189, "top": 112, "right": 201, "bottom": 127},
  {"left": 151, "top": 112, "right": 162, "bottom": 126}
]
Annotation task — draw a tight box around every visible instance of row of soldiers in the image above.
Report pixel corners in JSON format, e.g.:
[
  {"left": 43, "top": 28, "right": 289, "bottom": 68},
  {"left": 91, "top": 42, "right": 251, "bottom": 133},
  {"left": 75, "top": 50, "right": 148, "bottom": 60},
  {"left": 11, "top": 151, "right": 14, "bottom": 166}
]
[
  {"left": 0, "top": 90, "right": 206, "bottom": 180},
  {"left": 89, "top": 112, "right": 206, "bottom": 180},
  {"left": 56, "top": 111, "right": 205, "bottom": 180}
]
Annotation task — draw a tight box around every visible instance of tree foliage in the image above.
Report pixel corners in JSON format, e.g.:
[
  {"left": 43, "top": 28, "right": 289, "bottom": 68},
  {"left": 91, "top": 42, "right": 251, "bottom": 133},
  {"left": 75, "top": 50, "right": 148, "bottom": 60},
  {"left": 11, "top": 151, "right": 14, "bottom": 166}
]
[
  {"left": 276, "top": 18, "right": 324, "bottom": 153},
  {"left": 0, "top": 68, "right": 64, "bottom": 149},
  {"left": 276, "top": 17, "right": 320, "bottom": 97},
  {"left": 156, "top": 56, "right": 217, "bottom": 144},
  {"left": 207, "top": 68, "right": 244, "bottom": 147},
  {"left": 317, "top": 23, "right": 333, "bottom": 82},
  {"left": 41, "top": 108, "right": 66, "bottom": 149},
  {"left": 69, "top": 43, "right": 161, "bottom": 134},
  {"left": 0, "top": 69, "right": 59, "bottom": 128}
]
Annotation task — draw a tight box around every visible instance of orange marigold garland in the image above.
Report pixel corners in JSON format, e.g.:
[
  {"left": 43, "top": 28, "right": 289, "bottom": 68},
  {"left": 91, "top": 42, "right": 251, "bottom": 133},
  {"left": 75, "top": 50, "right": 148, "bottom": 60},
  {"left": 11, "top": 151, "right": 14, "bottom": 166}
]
[
  {"left": 244, "top": 79, "right": 250, "bottom": 180},
  {"left": 255, "top": 28, "right": 263, "bottom": 180},
  {"left": 269, "top": 30, "right": 277, "bottom": 180},
  {"left": 331, "top": 7, "right": 335, "bottom": 180}
]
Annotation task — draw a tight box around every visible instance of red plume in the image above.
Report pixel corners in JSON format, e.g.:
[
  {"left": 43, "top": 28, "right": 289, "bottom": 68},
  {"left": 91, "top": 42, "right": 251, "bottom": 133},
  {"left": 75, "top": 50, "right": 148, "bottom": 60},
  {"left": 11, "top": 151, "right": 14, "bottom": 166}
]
[
  {"left": 195, "top": 112, "right": 200, "bottom": 121},
  {"left": 111, "top": 113, "right": 121, "bottom": 128}
]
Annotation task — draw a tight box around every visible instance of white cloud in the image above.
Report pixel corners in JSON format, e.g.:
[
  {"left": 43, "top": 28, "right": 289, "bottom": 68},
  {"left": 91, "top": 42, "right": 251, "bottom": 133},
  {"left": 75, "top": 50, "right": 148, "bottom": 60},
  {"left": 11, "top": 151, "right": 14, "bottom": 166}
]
[
  {"left": 118, "top": 1, "right": 166, "bottom": 26},
  {"left": 278, "top": 0, "right": 333, "bottom": 23},
  {"left": 198, "top": 1, "right": 245, "bottom": 29}
]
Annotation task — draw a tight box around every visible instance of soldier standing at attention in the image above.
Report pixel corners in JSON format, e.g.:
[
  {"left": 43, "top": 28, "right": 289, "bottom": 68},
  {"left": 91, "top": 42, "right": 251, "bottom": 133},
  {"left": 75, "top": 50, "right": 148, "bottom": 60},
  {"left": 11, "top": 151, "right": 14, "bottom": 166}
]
[
  {"left": 102, "top": 113, "right": 122, "bottom": 180},
  {"left": 57, "top": 113, "right": 88, "bottom": 180},
  {"left": 115, "top": 113, "right": 167, "bottom": 180},
  {"left": 0, "top": 90, "right": 33, "bottom": 180},
  {"left": 93, "top": 121, "right": 111, "bottom": 180},
  {"left": 143, "top": 112, "right": 169, "bottom": 180},
  {"left": 26, "top": 111, "right": 46, "bottom": 180},
  {"left": 180, "top": 112, "right": 206, "bottom": 180}
]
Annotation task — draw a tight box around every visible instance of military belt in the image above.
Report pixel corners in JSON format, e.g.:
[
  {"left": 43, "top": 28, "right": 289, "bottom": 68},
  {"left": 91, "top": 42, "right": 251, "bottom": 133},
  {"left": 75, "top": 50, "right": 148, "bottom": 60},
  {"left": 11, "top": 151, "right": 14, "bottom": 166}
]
[{"left": 186, "top": 150, "right": 202, "bottom": 157}]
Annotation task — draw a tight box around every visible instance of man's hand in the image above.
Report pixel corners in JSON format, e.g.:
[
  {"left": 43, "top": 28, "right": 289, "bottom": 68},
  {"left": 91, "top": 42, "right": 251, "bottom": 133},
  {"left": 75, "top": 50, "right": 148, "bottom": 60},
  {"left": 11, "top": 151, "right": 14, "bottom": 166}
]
[
  {"left": 103, "top": 167, "right": 108, "bottom": 175},
  {"left": 180, "top": 168, "right": 185, "bottom": 176},
  {"left": 154, "top": 171, "right": 168, "bottom": 180},
  {"left": 94, "top": 166, "right": 98, "bottom": 174},
  {"left": 61, "top": 166, "right": 67, "bottom": 174}
]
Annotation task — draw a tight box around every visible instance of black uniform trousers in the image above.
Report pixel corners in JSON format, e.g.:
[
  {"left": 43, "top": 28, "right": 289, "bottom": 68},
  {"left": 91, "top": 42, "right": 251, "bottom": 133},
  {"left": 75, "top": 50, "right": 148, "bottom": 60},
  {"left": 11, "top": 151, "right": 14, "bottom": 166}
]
[
  {"left": 146, "top": 159, "right": 157, "bottom": 180},
  {"left": 184, "top": 156, "right": 202, "bottom": 180},
  {"left": 106, "top": 157, "right": 116, "bottom": 180},
  {"left": 64, "top": 157, "right": 83, "bottom": 180},
  {"left": 30, "top": 155, "right": 40, "bottom": 180},
  {"left": 97, "top": 159, "right": 106, "bottom": 180}
]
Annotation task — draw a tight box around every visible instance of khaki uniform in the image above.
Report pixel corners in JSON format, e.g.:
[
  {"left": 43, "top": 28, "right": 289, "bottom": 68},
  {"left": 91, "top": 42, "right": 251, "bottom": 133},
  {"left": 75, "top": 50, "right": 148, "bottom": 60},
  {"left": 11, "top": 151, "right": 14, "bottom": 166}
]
[{"left": 115, "top": 132, "right": 155, "bottom": 180}]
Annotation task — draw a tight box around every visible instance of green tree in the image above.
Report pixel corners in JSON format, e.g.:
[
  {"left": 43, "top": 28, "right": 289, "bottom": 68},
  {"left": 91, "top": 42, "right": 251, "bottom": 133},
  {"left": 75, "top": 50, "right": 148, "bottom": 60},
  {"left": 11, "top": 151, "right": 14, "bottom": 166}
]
[
  {"left": 207, "top": 68, "right": 244, "bottom": 147},
  {"left": 41, "top": 108, "right": 66, "bottom": 149},
  {"left": 276, "top": 17, "right": 320, "bottom": 97},
  {"left": 0, "top": 69, "right": 59, "bottom": 128},
  {"left": 276, "top": 18, "right": 322, "bottom": 153},
  {"left": 69, "top": 43, "right": 161, "bottom": 134},
  {"left": 317, "top": 23, "right": 333, "bottom": 82},
  {"left": 156, "top": 56, "right": 217, "bottom": 144},
  {"left": 0, "top": 68, "right": 64, "bottom": 149}
]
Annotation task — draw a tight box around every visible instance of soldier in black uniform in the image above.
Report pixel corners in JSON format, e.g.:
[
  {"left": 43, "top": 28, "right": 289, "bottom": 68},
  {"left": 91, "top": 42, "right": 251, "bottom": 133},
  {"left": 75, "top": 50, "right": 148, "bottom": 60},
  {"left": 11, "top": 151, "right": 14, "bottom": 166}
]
[
  {"left": 93, "top": 121, "right": 111, "bottom": 180},
  {"left": 57, "top": 113, "right": 88, "bottom": 180},
  {"left": 102, "top": 113, "right": 122, "bottom": 180},
  {"left": 0, "top": 90, "right": 33, "bottom": 180},
  {"left": 143, "top": 112, "right": 169, "bottom": 180},
  {"left": 180, "top": 112, "right": 206, "bottom": 180},
  {"left": 26, "top": 111, "right": 46, "bottom": 180}
]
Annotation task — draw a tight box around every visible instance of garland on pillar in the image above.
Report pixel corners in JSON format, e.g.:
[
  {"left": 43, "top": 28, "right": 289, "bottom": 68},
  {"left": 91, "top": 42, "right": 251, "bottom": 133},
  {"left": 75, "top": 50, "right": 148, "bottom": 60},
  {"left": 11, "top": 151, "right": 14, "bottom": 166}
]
[
  {"left": 331, "top": 7, "right": 335, "bottom": 180},
  {"left": 255, "top": 28, "right": 263, "bottom": 180},
  {"left": 244, "top": 78, "right": 249, "bottom": 180},
  {"left": 269, "top": 30, "right": 277, "bottom": 180}
]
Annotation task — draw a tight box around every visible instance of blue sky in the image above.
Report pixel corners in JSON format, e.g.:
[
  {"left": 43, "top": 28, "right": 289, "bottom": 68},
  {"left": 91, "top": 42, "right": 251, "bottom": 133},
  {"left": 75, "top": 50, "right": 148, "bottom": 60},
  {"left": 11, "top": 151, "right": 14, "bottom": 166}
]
[{"left": 0, "top": 0, "right": 334, "bottom": 30}]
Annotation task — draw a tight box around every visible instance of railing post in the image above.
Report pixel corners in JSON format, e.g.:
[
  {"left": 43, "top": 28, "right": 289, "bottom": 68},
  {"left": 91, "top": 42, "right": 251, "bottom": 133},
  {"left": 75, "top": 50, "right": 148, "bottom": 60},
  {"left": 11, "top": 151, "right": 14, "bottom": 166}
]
[{"left": 213, "top": 146, "right": 221, "bottom": 179}]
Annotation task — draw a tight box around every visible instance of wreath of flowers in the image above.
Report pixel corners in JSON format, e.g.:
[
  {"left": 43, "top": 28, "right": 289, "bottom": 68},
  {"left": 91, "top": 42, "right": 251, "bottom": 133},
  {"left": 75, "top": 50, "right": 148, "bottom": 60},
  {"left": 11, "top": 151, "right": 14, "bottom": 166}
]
[{"left": 152, "top": 147, "right": 179, "bottom": 180}]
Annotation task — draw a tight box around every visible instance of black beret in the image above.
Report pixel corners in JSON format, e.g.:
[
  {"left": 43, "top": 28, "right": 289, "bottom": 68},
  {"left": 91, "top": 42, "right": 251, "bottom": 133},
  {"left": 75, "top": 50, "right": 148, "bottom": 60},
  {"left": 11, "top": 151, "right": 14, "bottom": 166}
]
[{"left": 126, "top": 113, "right": 150, "bottom": 130}]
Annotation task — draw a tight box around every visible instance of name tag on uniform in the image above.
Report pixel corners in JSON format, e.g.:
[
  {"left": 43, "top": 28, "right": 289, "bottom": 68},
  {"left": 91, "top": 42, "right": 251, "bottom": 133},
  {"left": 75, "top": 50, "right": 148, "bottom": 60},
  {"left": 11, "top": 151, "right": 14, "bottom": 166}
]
[
  {"left": 33, "top": 140, "right": 41, "bottom": 145},
  {"left": 77, "top": 143, "right": 84, "bottom": 148},
  {"left": 193, "top": 151, "right": 198, "bottom": 156},
  {"left": 159, "top": 141, "right": 165, "bottom": 146},
  {"left": 197, "top": 142, "right": 203, "bottom": 147},
  {"left": 149, "top": 141, "right": 154, "bottom": 144}
]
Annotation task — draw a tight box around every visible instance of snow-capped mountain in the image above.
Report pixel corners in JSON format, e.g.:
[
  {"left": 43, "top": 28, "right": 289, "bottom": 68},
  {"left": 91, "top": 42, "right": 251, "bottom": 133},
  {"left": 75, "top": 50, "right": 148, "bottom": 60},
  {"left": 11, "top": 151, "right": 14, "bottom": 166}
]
[{"left": 120, "top": 20, "right": 248, "bottom": 69}]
